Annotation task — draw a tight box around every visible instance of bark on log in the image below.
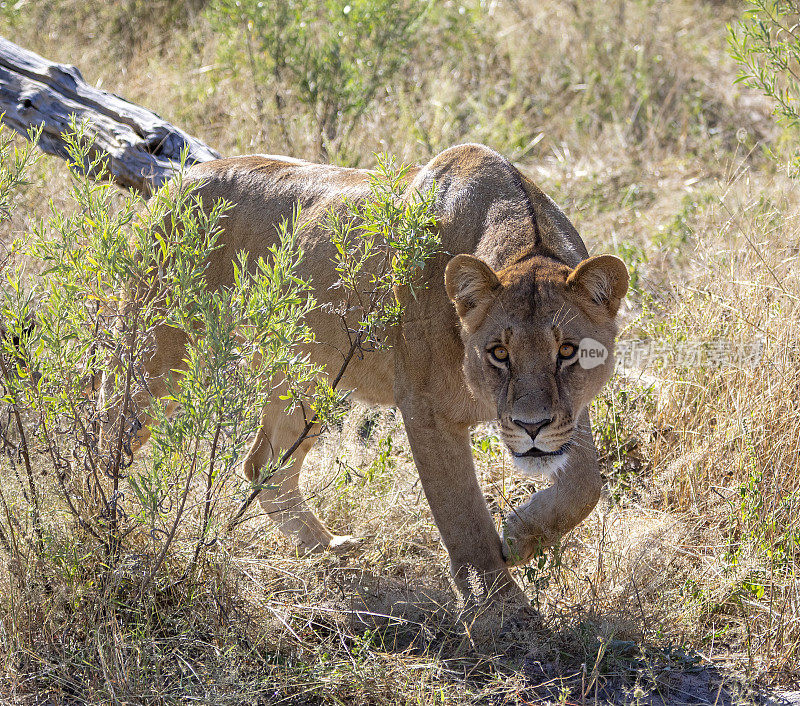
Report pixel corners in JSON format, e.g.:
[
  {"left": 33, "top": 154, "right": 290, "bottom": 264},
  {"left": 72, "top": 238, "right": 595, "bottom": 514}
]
[{"left": 0, "top": 36, "right": 220, "bottom": 193}]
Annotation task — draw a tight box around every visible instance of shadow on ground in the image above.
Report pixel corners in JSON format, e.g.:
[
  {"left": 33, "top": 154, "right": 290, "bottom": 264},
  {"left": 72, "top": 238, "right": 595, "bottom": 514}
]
[{"left": 293, "top": 565, "right": 797, "bottom": 706}]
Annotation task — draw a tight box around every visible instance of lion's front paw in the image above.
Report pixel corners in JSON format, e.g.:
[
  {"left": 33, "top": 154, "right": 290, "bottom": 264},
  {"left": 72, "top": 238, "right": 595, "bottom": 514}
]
[
  {"left": 326, "top": 534, "right": 365, "bottom": 555},
  {"left": 501, "top": 519, "right": 547, "bottom": 567},
  {"left": 295, "top": 533, "right": 365, "bottom": 557}
]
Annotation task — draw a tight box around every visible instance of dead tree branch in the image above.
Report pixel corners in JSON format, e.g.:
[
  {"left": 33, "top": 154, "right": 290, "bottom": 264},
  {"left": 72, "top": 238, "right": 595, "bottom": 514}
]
[{"left": 0, "top": 36, "right": 219, "bottom": 192}]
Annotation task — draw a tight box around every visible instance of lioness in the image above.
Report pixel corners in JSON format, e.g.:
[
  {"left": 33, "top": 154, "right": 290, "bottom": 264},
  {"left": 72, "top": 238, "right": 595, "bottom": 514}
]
[{"left": 130, "top": 143, "right": 627, "bottom": 600}]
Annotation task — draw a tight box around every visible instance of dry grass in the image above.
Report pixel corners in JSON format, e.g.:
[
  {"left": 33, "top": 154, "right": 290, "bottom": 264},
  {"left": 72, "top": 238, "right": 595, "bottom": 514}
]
[{"left": 1, "top": 0, "right": 799, "bottom": 704}]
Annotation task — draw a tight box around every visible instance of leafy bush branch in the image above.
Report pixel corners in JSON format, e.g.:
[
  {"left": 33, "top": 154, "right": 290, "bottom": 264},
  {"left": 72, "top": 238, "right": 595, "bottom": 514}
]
[{"left": 729, "top": 0, "right": 800, "bottom": 172}]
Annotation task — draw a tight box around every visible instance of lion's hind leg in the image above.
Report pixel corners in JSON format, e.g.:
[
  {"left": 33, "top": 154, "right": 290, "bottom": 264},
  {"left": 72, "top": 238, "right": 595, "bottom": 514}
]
[
  {"left": 242, "top": 408, "right": 362, "bottom": 555},
  {"left": 97, "top": 324, "right": 187, "bottom": 455}
]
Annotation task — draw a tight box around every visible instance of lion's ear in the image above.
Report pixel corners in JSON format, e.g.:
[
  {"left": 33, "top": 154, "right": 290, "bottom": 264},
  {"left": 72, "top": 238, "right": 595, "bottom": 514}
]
[
  {"left": 567, "top": 254, "right": 629, "bottom": 316},
  {"left": 445, "top": 254, "right": 502, "bottom": 330}
]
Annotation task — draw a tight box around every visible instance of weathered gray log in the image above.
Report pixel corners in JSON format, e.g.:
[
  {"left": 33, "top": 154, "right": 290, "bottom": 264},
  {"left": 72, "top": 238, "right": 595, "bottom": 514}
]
[{"left": 0, "top": 36, "right": 220, "bottom": 193}]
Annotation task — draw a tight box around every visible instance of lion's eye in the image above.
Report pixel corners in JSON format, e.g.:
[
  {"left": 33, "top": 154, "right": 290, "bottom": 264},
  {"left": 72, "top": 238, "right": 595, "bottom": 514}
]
[
  {"left": 558, "top": 342, "right": 577, "bottom": 359},
  {"left": 489, "top": 345, "right": 509, "bottom": 363}
]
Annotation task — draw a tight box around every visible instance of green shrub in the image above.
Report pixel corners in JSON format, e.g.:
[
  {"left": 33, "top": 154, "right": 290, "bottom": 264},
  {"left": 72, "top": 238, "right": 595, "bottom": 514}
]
[
  {"left": 729, "top": 0, "right": 800, "bottom": 173},
  {"left": 0, "top": 121, "right": 438, "bottom": 589},
  {"left": 206, "top": 0, "right": 449, "bottom": 160}
]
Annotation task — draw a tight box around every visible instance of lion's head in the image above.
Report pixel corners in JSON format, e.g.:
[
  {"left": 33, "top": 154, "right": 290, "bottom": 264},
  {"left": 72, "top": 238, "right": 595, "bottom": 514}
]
[{"left": 445, "top": 250, "right": 628, "bottom": 479}]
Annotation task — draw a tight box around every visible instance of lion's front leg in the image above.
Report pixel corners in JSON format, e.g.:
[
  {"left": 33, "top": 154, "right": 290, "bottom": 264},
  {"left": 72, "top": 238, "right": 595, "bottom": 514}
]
[
  {"left": 398, "top": 400, "right": 524, "bottom": 602},
  {"left": 501, "top": 409, "right": 602, "bottom": 566}
]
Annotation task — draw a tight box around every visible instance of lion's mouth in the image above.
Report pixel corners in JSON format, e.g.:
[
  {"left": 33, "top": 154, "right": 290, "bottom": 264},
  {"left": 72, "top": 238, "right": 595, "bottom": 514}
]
[{"left": 512, "top": 443, "right": 569, "bottom": 459}]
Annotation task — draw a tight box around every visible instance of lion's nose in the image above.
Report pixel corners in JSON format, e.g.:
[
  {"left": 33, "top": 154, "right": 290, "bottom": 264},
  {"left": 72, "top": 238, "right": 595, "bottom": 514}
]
[{"left": 512, "top": 417, "right": 552, "bottom": 441}]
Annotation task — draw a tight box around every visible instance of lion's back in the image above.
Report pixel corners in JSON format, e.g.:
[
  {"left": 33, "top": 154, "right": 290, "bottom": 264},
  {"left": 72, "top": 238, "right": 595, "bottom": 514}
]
[{"left": 181, "top": 155, "right": 377, "bottom": 290}]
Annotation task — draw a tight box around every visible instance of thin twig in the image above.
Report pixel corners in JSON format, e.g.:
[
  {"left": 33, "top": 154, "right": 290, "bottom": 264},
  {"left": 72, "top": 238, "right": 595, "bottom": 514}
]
[
  {"left": 108, "top": 309, "right": 139, "bottom": 559},
  {"left": 0, "top": 352, "right": 43, "bottom": 549},
  {"left": 139, "top": 435, "right": 200, "bottom": 598},
  {"left": 189, "top": 417, "right": 223, "bottom": 573}
]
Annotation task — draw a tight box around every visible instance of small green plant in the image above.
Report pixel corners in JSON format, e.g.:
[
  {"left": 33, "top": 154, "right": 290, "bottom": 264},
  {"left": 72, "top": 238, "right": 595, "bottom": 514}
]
[
  {"left": 364, "top": 433, "right": 395, "bottom": 484},
  {"left": 521, "top": 542, "right": 562, "bottom": 611},
  {"left": 471, "top": 427, "right": 504, "bottom": 465}
]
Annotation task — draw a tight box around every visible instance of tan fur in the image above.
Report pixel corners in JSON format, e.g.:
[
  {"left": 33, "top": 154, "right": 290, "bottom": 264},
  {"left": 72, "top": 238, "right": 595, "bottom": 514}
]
[{"left": 127, "top": 144, "right": 628, "bottom": 601}]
